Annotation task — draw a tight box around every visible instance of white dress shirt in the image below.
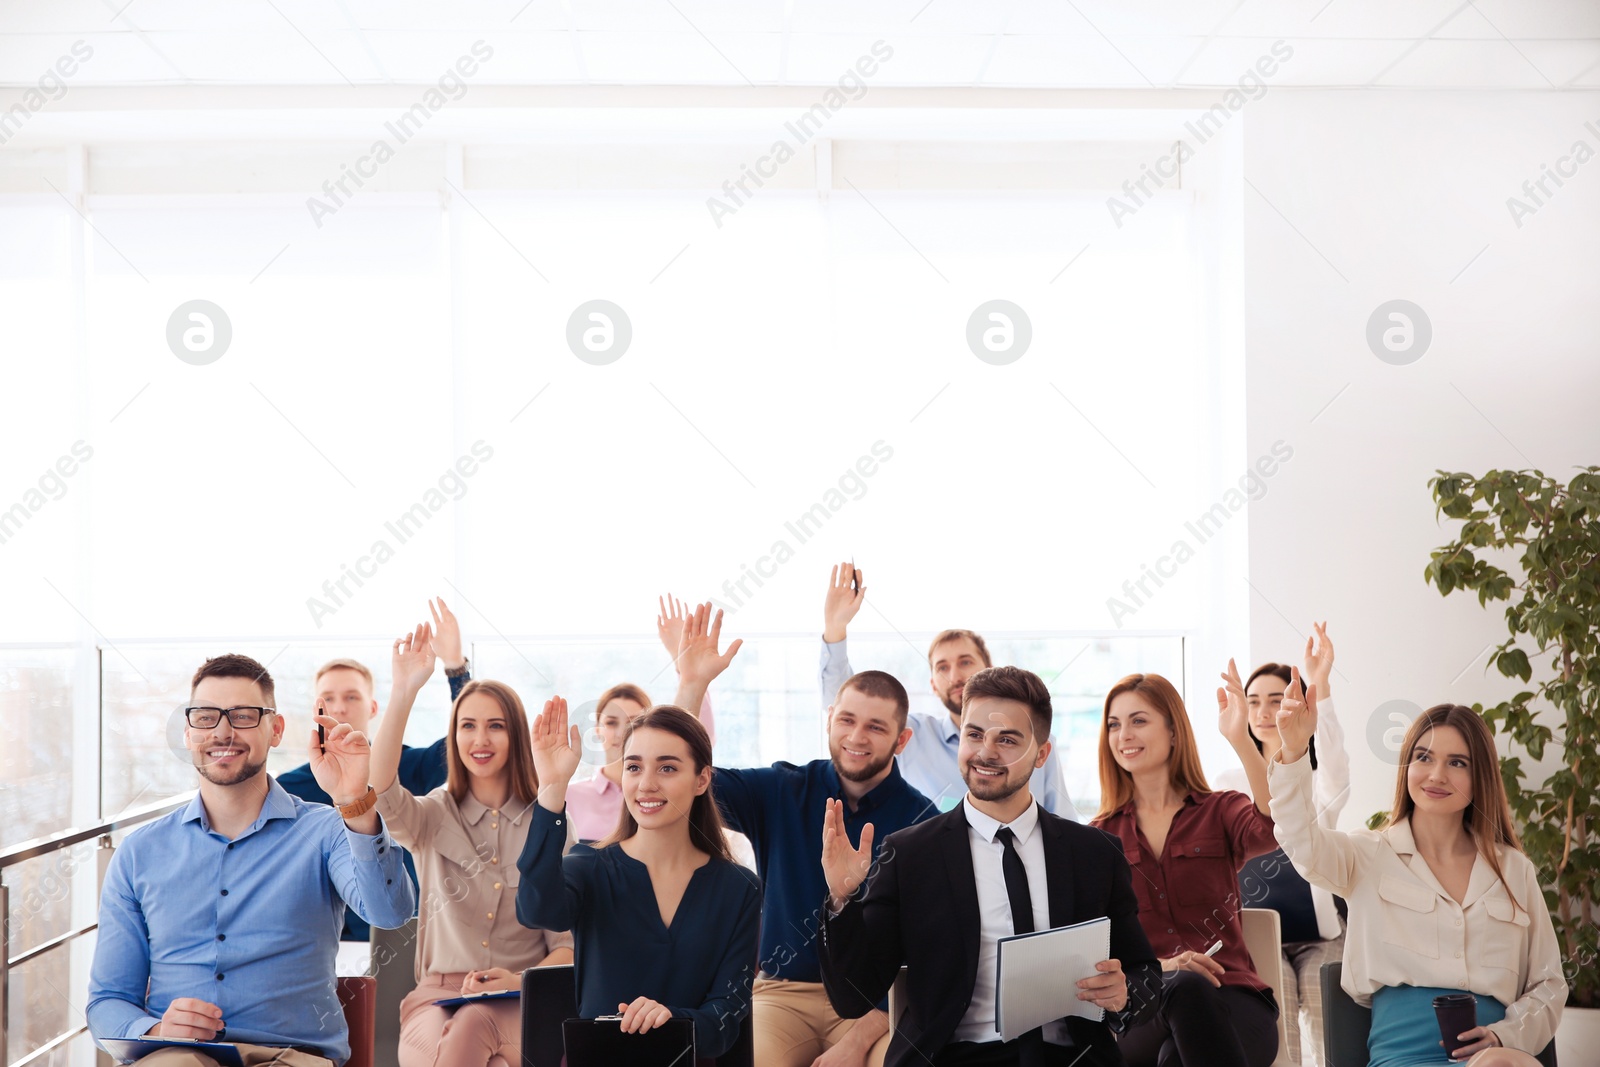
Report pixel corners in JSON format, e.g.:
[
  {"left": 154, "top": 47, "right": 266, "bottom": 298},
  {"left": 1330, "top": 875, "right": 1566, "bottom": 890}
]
[{"left": 953, "top": 796, "right": 1072, "bottom": 1047}]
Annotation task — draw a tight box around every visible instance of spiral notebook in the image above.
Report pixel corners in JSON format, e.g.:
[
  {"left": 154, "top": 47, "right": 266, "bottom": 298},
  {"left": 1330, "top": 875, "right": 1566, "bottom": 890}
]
[{"left": 994, "top": 915, "right": 1111, "bottom": 1040}]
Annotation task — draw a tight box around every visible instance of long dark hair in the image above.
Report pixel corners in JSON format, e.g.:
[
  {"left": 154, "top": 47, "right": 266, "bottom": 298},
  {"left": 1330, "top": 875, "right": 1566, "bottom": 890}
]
[
  {"left": 1244, "top": 663, "right": 1318, "bottom": 770},
  {"left": 598, "top": 705, "right": 733, "bottom": 863},
  {"left": 445, "top": 680, "right": 539, "bottom": 805}
]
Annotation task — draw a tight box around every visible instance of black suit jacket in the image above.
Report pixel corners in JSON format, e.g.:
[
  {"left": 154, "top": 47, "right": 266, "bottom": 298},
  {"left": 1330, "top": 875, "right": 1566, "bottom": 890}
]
[{"left": 819, "top": 802, "right": 1162, "bottom": 1067}]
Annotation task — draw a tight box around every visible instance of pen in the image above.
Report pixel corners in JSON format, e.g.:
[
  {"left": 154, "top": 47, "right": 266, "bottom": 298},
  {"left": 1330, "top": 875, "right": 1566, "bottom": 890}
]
[{"left": 1204, "top": 940, "right": 1223, "bottom": 957}]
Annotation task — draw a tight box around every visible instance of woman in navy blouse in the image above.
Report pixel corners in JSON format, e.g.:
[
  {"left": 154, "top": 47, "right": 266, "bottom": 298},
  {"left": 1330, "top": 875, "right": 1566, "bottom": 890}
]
[{"left": 516, "top": 697, "right": 761, "bottom": 1060}]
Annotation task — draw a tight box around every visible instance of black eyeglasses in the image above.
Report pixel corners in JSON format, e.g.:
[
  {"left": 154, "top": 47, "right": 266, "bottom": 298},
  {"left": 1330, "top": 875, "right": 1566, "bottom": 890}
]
[{"left": 184, "top": 706, "right": 276, "bottom": 729}]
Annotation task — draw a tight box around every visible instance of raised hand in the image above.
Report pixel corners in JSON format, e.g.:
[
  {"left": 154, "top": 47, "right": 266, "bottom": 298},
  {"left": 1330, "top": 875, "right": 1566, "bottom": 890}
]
[
  {"left": 655, "top": 594, "right": 690, "bottom": 663},
  {"left": 1276, "top": 667, "right": 1318, "bottom": 764},
  {"left": 1303, "top": 621, "right": 1333, "bottom": 700},
  {"left": 1216, "top": 658, "right": 1251, "bottom": 749},
  {"left": 820, "top": 797, "right": 875, "bottom": 907},
  {"left": 430, "top": 597, "right": 465, "bottom": 670},
  {"left": 530, "top": 696, "right": 584, "bottom": 803},
  {"left": 151, "top": 997, "right": 223, "bottom": 1039},
  {"left": 392, "top": 621, "right": 436, "bottom": 694},
  {"left": 675, "top": 602, "right": 743, "bottom": 689},
  {"left": 309, "top": 714, "right": 372, "bottom": 807},
  {"left": 823, "top": 561, "right": 866, "bottom": 644}
]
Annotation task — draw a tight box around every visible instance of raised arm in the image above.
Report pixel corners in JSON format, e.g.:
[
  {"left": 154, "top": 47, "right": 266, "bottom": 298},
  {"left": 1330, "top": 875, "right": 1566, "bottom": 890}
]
[
  {"left": 370, "top": 620, "right": 436, "bottom": 796},
  {"left": 517, "top": 696, "right": 587, "bottom": 932},
  {"left": 1218, "top": 658, "right": 1272, "bottom": 815},
  {"left": 430, "top": 596, "right": 473, "bottom": 702},
  {"left": 1303, "top": 622, "right": 1351, "bottom": 826},
  {"left": 1268, "top": 675, "right": 1362, "bottom": 896},
  {"left": 819, "top": 561, "right": 862, "bottom": 705},
  {"left": 670, "top": 602, "right": 743, "bottom": 714},
  {"left": 818, "top": 799, "right": 903, "bottom": 1017},
  {"left": 656, "top": 594, "right": 716, "bottom": 738}
]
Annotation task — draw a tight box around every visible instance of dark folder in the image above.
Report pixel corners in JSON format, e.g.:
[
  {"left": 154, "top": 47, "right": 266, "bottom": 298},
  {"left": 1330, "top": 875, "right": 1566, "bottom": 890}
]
[
  {"left": 562, "top": 1016, "right": 695, "bottom": 1067},
  {"left": 102, "top": 1038, "right": 247, "bottom": 1066}
]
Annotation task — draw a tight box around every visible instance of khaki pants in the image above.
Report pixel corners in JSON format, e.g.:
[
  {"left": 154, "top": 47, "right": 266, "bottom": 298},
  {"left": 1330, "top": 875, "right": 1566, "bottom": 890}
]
[
  {"left": 133, "top": 1045, "right": 331, "bottom": 1067},
  {"left": 752, "top": 977, "right": 890, "bottom": 1067}
]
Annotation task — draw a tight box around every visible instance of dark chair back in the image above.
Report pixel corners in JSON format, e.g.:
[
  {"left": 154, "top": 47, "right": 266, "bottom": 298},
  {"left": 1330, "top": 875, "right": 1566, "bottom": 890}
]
[{"left": 1319, "top": 962, "right": 1557, "bottom": 1067}]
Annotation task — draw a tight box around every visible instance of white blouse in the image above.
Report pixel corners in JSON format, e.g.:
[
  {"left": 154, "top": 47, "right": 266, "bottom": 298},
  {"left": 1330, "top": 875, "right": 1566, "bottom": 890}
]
[{"left": 1268, "top": 753, "right": 1566, "bottom": 1054}]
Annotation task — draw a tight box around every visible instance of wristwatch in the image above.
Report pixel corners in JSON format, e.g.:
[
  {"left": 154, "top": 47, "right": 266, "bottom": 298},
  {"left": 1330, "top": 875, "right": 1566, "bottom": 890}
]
[
  {"left": 336, "top": 786, "right": 378, "bottom": 820},
  {"left": 445, "top": 658, "right": 470, "bottom": 679}
]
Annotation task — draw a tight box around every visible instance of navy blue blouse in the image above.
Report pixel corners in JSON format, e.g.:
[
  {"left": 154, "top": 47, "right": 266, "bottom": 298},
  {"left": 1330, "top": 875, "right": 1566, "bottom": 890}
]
[{"left": 515, "top": 802, "right": 762, "bottom": 1058}]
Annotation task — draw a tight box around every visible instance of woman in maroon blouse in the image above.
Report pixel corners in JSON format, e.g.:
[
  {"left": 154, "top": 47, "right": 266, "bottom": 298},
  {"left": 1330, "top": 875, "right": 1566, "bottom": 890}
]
[{"left": 1090, "top": 670, "right": 1281, "bottom": 1067}]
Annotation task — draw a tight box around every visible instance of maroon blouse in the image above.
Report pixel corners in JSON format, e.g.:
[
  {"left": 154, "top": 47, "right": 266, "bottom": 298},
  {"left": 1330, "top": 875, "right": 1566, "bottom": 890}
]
[{"left": 1092, "top": 789, "right": 1278, "bottom": 992}]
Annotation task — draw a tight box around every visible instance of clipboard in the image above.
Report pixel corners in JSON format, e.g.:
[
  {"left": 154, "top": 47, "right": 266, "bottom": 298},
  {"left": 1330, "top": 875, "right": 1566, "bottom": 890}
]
[
  {"left": 434, "top": 988, "right": 520, "bottom": 1008},
  {"left": 994, "top": 915, "right": 1111, "bottom": 1040},
  {"left": 101, "top": 1038, "right": 247, "bottom": 1066},
  {"left": 562, "top": 1016, "right": 695, "bottom": 1067}
]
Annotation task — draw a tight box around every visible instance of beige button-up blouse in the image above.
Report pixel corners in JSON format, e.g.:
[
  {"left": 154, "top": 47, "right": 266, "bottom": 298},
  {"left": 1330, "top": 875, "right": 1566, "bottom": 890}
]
[
  {"left": 377, "top": 784, "right": 574, "bottom": 981},
  {"left": 1268, "top": 753, "right": 1566, "bottom": 1053}
]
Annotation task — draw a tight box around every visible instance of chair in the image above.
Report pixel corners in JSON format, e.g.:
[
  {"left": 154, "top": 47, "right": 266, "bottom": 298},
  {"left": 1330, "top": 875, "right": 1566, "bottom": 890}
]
[
  {"left": 370, "top": 919, "right": 419, "bottom": 1067},
  {"left": 520, "top": 963, "right": 755, "bottom": 1067},
  {"left": 887, "top": 965, "right": 909, "bottom": 1029},
  {"left": 1240, "top": 907, "right": 1293, "bottom": 1067},
  {"left": 337, "top": 976, "right": 377, "bottom": 1067},
  {"left": 1319, "top": 962, "right": 1558, "bottom": 1067}
]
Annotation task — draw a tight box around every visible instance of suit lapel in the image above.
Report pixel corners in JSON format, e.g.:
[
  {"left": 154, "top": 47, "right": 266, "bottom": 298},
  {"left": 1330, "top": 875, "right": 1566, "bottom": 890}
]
[
  {"left": 1039, "top": 808, "right": 1076, "bottom": 927},
  {"left": 939, "top": 805, "right": 983, "bottom": 992}
]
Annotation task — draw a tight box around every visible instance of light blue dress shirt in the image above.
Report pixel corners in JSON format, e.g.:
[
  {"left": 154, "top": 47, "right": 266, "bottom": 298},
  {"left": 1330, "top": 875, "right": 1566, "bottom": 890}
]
[
  {"left": 819, "top": 637, "right": 1081, "bottom": 821},
  {"left": 87, "top": 777, "right": 416, "bottom": 1064}
]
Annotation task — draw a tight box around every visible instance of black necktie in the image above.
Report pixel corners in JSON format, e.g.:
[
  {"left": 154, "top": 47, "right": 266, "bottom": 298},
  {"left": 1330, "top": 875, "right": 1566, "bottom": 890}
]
[
  {"left": 994, "top": 826, "right": 1047, "bottom": 1063},
  {"left": 995, "top": 826, "right": 1035, "bottom": 935}
]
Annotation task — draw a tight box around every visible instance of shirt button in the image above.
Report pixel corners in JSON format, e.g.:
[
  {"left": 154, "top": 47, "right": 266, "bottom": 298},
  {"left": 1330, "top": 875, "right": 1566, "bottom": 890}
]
[
  {"left": 487, "top": 912, "right": 494, "bottom": 920},
  {"left": 217, "top": 934, "right": 226, "bottom": 941},
  {"left": 1456, "top": 951, "right": 1463, "bottom": 958},
  {"left": 387, "top": 879, "right": 393, "bottom": 885},
  {"left": 491, "top": 822, "right": 498, "bottom": 829},
  {"left": 481, "top": 941, "right": 489, "bottom": 948},
  {"left": 220, "top": 889, "right": 228, "bottom": 896},
  {"left": 378, "top": 846, "right": 386, "bottom": 854},
  {"left": 494, "top": 883, "right": 502, "bottom": 890},
  {"left": 226, "top": 843, "right": 233, "bottom": 850},
  {"left": 492, "top": 858, "right": 499, "bottom": 865},
  {"left": 493, "top": 810, "right": 500, "bottom": 816},
  {"left": 1456, "top": 919, "right": 1462, "bottom": 926},
  {"left": 1168, "top": 928, "right": 1175, "bottom": 934},
  {"left": 216, "top": 974, "right": 225, "bottom": 980}
]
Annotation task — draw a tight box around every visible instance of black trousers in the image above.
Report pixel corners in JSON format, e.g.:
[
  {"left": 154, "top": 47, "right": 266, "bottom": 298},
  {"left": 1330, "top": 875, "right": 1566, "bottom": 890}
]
[
  {"left": 934, "top": 1037, "right": 1084, "bottom": 1067},
  {"left": 1116, "top": 971, "right": 1280, "bottom": 1067}
]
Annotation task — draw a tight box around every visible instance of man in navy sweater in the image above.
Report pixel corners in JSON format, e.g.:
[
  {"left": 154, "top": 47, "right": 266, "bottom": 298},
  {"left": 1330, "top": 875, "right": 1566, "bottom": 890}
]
[
  {"left": 278, "top": 597, "right": 471, "bottom": 941},
  {"left": 672, "top": 603, "right": 936, "bottom": 1067}
]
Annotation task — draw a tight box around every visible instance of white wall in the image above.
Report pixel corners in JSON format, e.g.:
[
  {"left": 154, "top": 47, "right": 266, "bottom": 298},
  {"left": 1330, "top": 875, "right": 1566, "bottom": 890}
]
[{"left": 1243, "top": 90, "right": 1600, "bottom": 825}]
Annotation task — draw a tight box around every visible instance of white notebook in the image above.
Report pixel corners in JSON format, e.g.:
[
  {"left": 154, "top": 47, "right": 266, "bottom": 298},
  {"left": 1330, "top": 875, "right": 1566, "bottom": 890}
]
[{"left": 994, "top": 916, "right": 1112, "bottom": 1040}]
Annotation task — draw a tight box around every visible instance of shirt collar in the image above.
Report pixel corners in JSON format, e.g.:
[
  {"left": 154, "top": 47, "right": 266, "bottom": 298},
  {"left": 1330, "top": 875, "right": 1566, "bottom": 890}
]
[
  {"left": 183, "top": 777, "right": 299, "bottom": 835},
  {"left": 1106, "top": 789, "right": 1202, "bottom": 821},
  {"left": 458, "top": 792, "right": 535, "bottom": 825},
  {"left": 962, "top": 794, "right": 1042, "bottom": 847}
]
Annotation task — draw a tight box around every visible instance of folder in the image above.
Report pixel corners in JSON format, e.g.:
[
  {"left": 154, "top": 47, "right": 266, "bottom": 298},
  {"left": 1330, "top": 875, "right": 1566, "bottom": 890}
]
[
  {"left": 994, "top": 915, "right": 1111, "bottom": 1040},
  {"left": 433, "top": 989, "right": 520, "bottom": 1008},
  {"left": 101, "top": 1038, "right": 247, "bottom": 1066},
  {"left": 561, "top": 1016, "right": 695, "bottom": 1067}
]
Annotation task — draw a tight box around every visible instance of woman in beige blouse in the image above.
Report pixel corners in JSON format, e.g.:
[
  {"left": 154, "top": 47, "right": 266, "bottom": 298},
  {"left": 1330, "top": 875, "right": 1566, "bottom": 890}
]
[
  {"left": 371, "top": 622, "right": 574, "bottom": 1067},
  {"left": 1271, "top": 677, "right": 1565, "bottom": 1067}
]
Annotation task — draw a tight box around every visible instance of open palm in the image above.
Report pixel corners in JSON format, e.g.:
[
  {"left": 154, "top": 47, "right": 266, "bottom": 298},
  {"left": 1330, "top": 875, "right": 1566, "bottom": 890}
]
[{"left": 530, "top": 696, "right": 583, "bottom": 788}]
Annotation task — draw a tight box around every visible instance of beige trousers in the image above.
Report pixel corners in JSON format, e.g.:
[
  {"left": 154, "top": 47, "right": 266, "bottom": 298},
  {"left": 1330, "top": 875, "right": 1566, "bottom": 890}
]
[
  {"left": 752, "top": 977, "right": 891, "bottom": 1067},
  {"left": 133, "top": 1045, "right": 330, "bottom": 1067},
  {"left": 398, "top": 972, "right": 520, "bottom": 1067}
]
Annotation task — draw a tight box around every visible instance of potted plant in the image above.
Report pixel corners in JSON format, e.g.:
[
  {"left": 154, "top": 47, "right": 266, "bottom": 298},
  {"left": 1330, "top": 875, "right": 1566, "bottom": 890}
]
[{"left": 1424, "top": 467, "right": 1599, "bottom": 1055}]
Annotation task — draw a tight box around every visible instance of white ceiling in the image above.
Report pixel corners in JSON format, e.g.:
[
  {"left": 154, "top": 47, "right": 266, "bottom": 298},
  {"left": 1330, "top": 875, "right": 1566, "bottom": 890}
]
[{"left": 0, "top": 0, "right": 1597, "bottom": 90}]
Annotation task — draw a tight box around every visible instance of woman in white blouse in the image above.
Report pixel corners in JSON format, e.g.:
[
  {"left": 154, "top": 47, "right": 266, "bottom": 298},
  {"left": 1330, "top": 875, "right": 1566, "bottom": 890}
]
[
  {"left": 1215, "top": 623, "right": 1349, "bottom": 1066},
  {"left": 1269, "top": 679, "right": 1565, "bottom": 1067},
  {"left": 371, "top": 622, "right": 575, "bottom": 1067}
]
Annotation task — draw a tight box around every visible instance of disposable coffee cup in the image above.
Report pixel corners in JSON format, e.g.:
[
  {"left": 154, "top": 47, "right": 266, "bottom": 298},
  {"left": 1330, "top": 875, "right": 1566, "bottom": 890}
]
[{"left": 1432, "top": 993, "right": 1477, "bottom": 1057}]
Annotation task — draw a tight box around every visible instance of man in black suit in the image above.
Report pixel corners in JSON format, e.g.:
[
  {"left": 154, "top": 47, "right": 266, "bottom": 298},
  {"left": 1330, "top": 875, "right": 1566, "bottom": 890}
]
[{"left": 818, "top": 665, "right": 1163, "bottom": 1067}]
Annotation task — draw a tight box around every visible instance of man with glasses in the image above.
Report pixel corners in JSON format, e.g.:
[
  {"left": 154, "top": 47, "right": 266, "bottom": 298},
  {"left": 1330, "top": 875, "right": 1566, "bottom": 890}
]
[{"left": 88, "top": 653, "right": 416, "bottom": 1066}]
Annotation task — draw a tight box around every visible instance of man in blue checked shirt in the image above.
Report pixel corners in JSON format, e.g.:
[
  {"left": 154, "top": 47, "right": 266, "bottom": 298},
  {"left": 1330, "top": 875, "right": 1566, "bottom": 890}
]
[
  {"left": 818, "top": 561, "right": 1081, "bottom": 820},
  {"left": 88, "top": 653, "right": 416, "bottom": 1067}
]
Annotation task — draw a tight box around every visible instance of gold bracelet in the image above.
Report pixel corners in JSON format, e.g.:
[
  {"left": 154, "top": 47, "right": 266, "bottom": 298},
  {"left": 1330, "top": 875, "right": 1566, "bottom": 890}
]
[{"left": 338, "top": 785, "right": 378, "bottom": 820}]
